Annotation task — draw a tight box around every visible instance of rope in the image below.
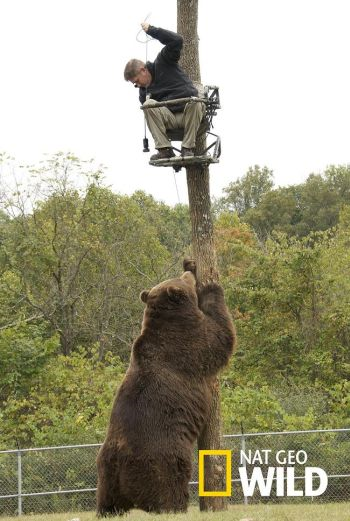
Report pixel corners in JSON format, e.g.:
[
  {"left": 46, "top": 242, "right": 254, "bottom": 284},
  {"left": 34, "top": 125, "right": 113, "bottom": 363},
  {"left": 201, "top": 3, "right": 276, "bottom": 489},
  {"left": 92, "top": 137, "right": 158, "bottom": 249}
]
[
  {"left": 173, "top": 171, "right": 181, "bottom": 204},
  {"left": 136, "top": 13, "right": 153, "bottom": 44},
  {"left": 136, "top": 14, "right": 154, "bottom": 152}
]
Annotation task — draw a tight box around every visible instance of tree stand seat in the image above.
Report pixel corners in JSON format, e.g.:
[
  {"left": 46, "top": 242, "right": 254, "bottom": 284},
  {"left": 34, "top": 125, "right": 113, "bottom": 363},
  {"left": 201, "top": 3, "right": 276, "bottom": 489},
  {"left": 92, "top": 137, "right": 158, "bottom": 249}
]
[{"left": 141, "top": 86, "right": 221, "bottom": 172}]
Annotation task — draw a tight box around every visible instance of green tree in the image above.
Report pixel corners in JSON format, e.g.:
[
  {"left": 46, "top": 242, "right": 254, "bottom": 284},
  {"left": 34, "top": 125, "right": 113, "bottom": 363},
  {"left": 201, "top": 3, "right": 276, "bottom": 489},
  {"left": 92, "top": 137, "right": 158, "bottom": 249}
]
[
  {"left": 244, "top": 186, "right": 300, "bottom": 240},
  {"left": 223, "top": 165, "right": 350, "bottom": 240},
  {"left": 130, "top": 191, "right": 191, "bottom": 261},
  {"left": 217, "top": 218, "right": 350, "bottom": 431},
  {"left": 220, "top": 165, "right": 274, "bottom": 215},
  {"left": 0, "top": 324, "right": 58, "bottom": 405},
  {"left": 0, "top": 346, "right": 124, "bottom": 449},
  {"left": 214, "top": 211, "right": 257, "bottom": 279},
  {"left": 2, "top": 154, "right": 171, "bottom": 358}
]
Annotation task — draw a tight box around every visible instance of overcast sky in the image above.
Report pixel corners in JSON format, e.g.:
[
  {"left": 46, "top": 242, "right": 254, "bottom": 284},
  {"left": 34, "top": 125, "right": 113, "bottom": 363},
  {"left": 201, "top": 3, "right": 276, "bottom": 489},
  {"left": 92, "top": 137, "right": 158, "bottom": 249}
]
[{"left": 1, "top": 0, "right": 350, "bottom": 205}]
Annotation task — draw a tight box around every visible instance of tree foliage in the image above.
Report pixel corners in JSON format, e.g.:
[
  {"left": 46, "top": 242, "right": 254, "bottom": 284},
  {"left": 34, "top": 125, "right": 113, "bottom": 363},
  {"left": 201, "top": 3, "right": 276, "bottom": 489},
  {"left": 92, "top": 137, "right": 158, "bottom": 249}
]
[
  {"left": 220, "top": 165, "right": 274, "bottom": 216},
  {"left": 218, "top": 214, "right": 350, "bottom": 432},
  {"left": 0, "top": 346, "right": 124, "bottom": 448},
  {"left": 1, "top": 154, "right": 189, "bottom": 360},
  {"left": 219, "top": 164, "right": 350, "bottom": 240}
]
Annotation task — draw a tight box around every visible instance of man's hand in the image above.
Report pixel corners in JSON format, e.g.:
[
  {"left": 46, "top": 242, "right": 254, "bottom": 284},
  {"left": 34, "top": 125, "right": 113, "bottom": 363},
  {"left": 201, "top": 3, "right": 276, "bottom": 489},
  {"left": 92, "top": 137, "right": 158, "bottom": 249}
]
[{"left": 141, "top": 22, "right": 150, "bottom": 32}]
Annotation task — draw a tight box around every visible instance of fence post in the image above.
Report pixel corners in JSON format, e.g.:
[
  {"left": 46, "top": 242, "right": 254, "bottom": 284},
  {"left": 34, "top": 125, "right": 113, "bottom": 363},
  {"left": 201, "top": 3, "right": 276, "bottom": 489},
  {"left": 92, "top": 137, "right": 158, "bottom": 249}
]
[
  {"left": 17, "top": 450, "right": 22, "bottom": 516},
  {"left": 240, "top": 432, "right": 248, "bottom": 505}
]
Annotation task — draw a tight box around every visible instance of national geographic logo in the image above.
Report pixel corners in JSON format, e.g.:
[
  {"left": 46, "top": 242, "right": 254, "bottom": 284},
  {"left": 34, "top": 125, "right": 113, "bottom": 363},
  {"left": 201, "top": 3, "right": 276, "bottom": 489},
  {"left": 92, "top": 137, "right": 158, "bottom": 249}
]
[
  {"left": 198, "top": 450, "right": 232, "bottom": 496},
  {"left": 198, "top": 449, "right": 328, "bottom": 497}
]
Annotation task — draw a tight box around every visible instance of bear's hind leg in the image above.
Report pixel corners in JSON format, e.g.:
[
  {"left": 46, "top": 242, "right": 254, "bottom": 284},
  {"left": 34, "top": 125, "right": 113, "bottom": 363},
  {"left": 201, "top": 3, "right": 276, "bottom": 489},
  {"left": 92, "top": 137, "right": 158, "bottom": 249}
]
[
  {"left": 96, "top": 446, "right": 133, "bottom": 516},
  {"left": 97, "top": 472, "right": 133, "bottom": 516},
  {"left": 149, "top": 456, "right": 190, "bottom": 513}
]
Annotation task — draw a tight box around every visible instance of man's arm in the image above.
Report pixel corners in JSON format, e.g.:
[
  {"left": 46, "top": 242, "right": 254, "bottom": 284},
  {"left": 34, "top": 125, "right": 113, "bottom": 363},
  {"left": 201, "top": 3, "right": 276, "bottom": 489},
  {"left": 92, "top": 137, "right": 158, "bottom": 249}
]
[
  {"left": 142, "top": 23, "right": 183, "bottom": 63},
  {"left": 139, "top": 87, "right": 146, "bottom": 105}
]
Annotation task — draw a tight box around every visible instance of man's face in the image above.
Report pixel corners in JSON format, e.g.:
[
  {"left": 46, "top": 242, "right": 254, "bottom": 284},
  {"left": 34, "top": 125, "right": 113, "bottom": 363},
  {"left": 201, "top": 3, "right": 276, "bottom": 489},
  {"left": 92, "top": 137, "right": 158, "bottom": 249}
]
[{"left": 130, "top": 67, "right": 151, "bottom": 88}]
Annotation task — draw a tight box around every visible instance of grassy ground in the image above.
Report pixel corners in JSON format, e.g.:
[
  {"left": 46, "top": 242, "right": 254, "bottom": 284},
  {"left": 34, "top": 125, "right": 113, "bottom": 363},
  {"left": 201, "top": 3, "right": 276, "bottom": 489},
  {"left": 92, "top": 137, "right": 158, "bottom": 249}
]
[{"left": 1, "top": 503, "right": 349, "bottom": 521}]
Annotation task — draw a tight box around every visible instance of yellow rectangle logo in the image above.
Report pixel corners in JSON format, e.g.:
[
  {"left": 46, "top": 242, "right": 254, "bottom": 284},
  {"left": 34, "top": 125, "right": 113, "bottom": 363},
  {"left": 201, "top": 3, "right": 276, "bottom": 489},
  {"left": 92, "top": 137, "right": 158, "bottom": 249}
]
[{"left": 198, "top": 449, "right": 232, "bottom": 496}]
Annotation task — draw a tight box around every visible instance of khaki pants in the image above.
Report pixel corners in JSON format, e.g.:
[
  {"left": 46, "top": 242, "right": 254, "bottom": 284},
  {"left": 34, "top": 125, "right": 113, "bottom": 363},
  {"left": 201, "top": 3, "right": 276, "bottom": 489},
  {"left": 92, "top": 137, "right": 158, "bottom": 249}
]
[{"left": 143, "top": 99, "right": 206, "bottom": 149}]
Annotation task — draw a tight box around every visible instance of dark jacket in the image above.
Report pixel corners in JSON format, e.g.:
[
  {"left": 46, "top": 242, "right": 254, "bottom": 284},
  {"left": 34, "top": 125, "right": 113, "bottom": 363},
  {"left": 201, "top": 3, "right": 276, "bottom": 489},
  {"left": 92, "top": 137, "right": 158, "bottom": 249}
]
[{"left": 139, "top": 26, "right": 198, "bottom": 112}]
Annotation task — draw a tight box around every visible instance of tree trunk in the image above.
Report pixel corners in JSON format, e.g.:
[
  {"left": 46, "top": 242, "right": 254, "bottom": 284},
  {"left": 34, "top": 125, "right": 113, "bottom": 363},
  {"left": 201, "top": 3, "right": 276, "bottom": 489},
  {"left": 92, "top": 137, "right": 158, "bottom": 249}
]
[{"left": 177, "top": 0, "right": 227, "bottom": 510}]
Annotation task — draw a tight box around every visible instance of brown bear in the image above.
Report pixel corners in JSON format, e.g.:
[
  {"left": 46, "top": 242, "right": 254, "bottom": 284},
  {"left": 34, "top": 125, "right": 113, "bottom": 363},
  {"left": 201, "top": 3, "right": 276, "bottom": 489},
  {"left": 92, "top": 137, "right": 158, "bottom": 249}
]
[{"left": 96, "top": 260, "right": 235, "bottom": 515}]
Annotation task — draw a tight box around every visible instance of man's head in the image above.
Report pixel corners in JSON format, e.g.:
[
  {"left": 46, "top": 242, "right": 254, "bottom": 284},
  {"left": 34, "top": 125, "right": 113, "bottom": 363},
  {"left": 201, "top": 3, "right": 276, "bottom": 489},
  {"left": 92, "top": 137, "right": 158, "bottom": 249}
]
[{"left": 124, "top": 59, "right": 152, "bottom": 88}]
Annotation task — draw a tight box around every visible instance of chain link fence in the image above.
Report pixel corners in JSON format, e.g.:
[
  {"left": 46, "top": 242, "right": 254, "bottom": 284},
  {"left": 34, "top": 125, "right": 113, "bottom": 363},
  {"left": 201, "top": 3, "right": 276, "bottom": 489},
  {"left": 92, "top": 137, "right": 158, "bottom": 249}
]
[{"left": 1, "top": 428, "right": 349, "bottom": 516}]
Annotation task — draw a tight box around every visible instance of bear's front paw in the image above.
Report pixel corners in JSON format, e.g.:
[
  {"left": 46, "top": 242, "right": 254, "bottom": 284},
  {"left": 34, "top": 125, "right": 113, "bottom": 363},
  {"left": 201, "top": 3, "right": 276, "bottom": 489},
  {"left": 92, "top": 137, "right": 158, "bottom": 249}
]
[
  {"left": 198, "top": 281, "right": 223, "bottom": 296},
  {"left": 183, "top": 258, "right": 196, "bottom": 275}
]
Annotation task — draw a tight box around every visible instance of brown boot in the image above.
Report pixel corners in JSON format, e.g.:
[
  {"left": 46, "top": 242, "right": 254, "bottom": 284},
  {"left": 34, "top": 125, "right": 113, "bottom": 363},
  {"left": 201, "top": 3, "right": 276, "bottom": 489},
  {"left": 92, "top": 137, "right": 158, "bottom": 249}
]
[
  {"left": 181, "top": 147, "right": 195, "bottom": 157},
  {"left": 150, "top": 148, "right": 175, "bottom": 160}
]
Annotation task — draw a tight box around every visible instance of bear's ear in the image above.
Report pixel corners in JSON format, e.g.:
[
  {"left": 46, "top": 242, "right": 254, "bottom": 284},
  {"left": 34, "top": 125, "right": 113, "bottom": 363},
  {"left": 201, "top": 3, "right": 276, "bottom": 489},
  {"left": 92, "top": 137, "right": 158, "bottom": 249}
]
[
  {"left": 166, "top": 286, "right": 185, "bottom": 303},
  {"left": 140, "top": 290, "right": 149, "bottom": 303}
]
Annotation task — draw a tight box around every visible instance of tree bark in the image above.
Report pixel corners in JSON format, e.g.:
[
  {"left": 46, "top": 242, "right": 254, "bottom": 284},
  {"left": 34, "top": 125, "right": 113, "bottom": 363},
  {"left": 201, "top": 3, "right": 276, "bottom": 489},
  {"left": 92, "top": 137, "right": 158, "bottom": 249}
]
[{"left": 177, "top": 0, "right": 227, "bottom": 510}]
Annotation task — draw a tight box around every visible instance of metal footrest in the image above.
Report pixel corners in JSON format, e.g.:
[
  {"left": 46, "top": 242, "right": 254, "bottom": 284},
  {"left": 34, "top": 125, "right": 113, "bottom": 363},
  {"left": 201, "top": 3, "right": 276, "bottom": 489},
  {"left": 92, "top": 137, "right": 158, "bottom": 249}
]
[{"left": 149, "top": 155, "right": 219, "bottom": 172}]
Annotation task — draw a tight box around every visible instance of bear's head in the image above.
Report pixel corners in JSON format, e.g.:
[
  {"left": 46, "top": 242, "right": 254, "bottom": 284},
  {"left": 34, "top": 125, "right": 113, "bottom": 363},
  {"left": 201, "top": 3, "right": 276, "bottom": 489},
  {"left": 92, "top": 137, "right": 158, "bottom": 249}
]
[{"left": 140, "top": 271, "right": 198, "bottom": 317}]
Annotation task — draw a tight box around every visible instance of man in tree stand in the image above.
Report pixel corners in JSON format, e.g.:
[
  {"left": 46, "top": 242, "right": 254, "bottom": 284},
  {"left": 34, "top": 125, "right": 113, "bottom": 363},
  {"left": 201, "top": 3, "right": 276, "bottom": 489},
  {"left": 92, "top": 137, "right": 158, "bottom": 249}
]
[{"left": 124, "top": 23, "right": 206, "bottom": 160}]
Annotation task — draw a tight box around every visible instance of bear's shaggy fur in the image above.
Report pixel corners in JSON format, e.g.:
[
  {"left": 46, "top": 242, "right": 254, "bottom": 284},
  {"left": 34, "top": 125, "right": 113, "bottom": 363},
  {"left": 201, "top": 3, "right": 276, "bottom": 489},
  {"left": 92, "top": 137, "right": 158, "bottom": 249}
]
[{"left": 96, "top": 261, "right": 235, "bottom": 515}]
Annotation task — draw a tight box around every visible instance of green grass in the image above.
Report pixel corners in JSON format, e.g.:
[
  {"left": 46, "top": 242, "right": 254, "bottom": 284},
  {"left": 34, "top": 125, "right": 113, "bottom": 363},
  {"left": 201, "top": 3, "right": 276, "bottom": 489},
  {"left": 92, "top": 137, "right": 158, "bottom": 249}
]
[{"left": 1, "top": 503, "right": 350, "bottom": 521}]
